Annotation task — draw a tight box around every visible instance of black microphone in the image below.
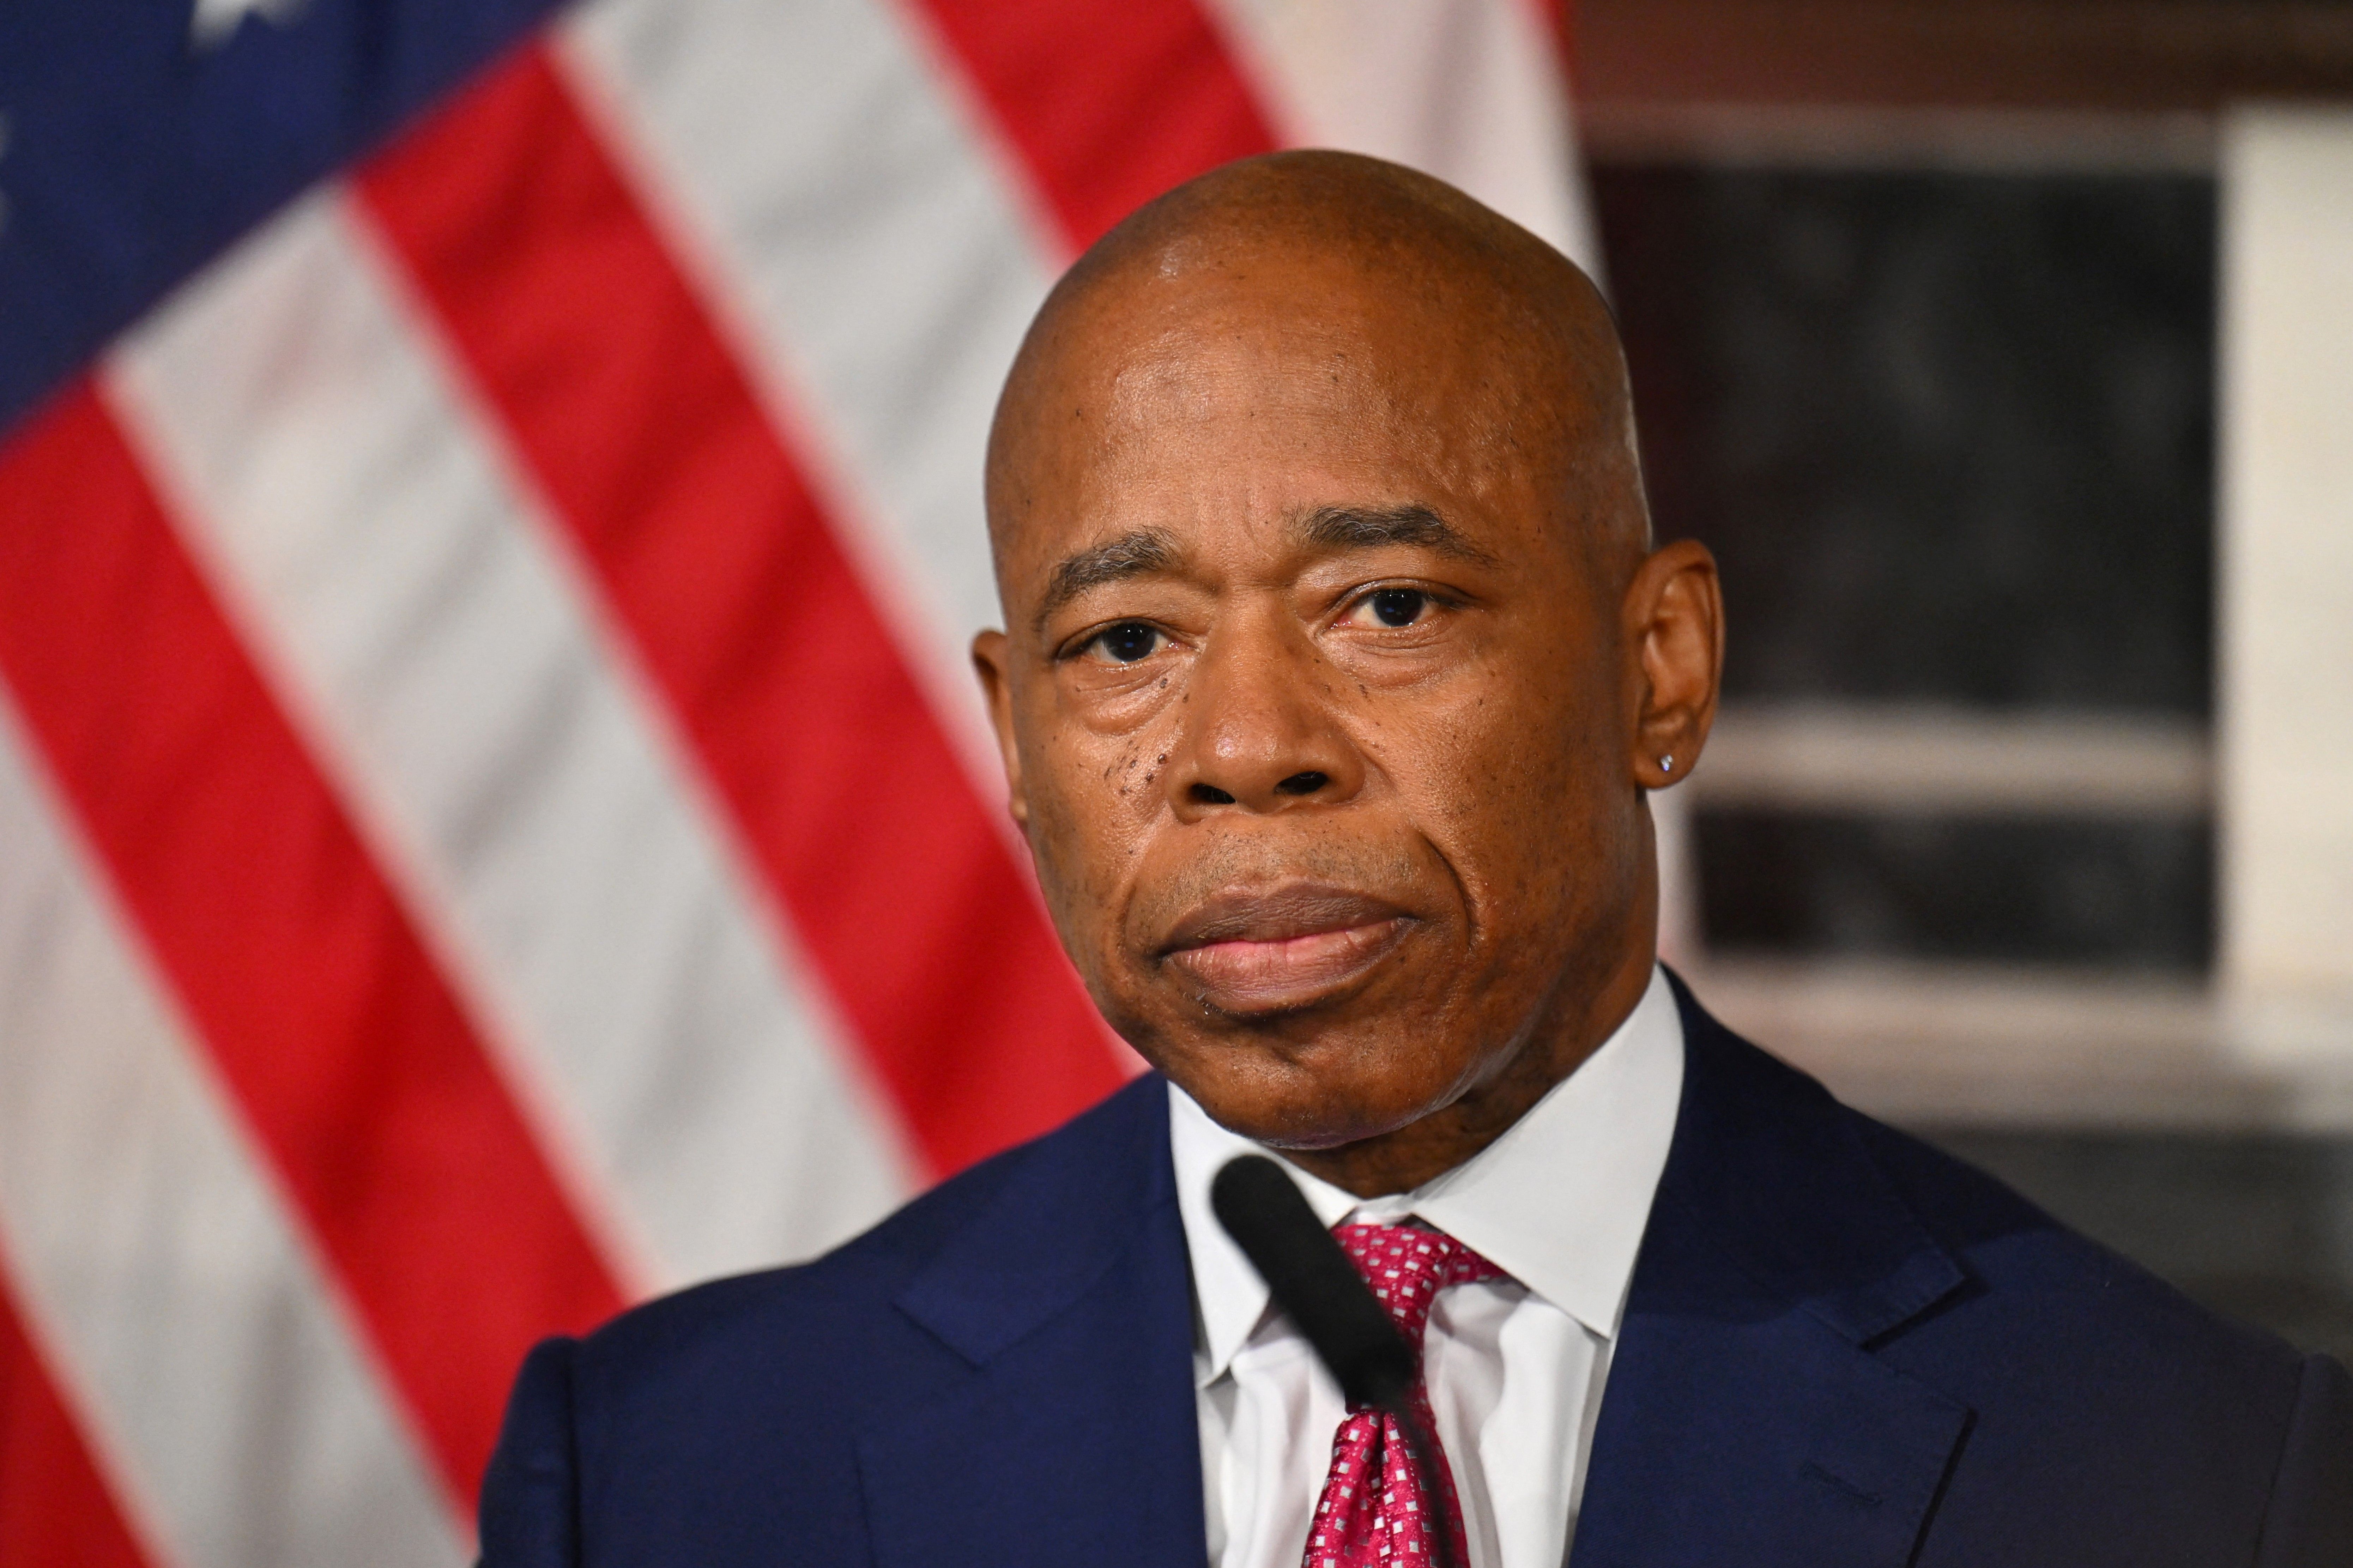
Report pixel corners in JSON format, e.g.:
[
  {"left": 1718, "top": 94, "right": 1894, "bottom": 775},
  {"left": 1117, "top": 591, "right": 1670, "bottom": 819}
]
[{"left": 1210, "top": 1154, "right": 1463, "bottom": 1568}]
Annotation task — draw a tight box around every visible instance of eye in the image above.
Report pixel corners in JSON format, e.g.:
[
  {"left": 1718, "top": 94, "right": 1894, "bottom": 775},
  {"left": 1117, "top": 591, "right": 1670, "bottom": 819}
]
[
  {"left": 1084, "top": 621, "right": 1165, "bottom": 664},
  {"left": 1351, "top": 587, "right": 1429, "bottom": 629}
]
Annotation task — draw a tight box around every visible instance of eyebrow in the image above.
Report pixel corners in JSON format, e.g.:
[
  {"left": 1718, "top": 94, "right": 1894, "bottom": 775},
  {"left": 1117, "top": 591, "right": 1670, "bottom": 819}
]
[
  {"left": 1038, "top": 527, "right": 1183, "bottom": 626},
  {"left": 1292, "top": 503, "right": 1501, "bottom": 567},
  {"left": 1032, "top": 504, "right": 1500, "bottom": 629}
]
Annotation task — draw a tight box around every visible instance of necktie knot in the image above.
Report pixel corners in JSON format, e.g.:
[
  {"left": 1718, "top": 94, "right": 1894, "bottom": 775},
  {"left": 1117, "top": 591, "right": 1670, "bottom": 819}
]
[{"left": 1332, "top": 1222, "right": 1505, "bottom": 1365}]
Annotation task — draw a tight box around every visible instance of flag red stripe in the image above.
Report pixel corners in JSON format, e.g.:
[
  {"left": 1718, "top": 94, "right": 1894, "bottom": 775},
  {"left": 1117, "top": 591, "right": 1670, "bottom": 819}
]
[
  {"left": 355, "top": 47, "right": 1124, "bottom": 1179},
  {"left": 0, "top": 386, "right": 627, "bottom": 1506},
  {"left": 1541, "top": 0, "right": 1578, "bottom": 82},
  {"left": 900, "top": 0, "right": 1278, "bottom": 253},
  {"left": 0, "top": 1266, "right": 152, "bottom": 1568}
]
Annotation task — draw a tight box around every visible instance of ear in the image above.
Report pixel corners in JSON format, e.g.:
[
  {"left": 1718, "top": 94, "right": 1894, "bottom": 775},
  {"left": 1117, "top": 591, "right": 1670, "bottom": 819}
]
[
  {"left": 970, "top": 629, "right": 1031, "bottom": 831},
  {"left": 1622, "top": 539, "right": 1723, "bottom": 791}
]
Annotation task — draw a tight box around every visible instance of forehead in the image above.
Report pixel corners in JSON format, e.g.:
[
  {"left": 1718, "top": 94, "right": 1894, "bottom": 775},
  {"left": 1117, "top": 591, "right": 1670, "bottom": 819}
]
[
  {"left": 993, "top": 258, "right": 1569, "bottom": 577},
  {"left": 1088, "top": 248, "right": 1534, "bottom": 416}
]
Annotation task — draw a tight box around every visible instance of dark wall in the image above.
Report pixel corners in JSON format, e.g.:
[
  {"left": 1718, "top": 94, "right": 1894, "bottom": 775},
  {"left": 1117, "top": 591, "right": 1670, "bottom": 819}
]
[
  {"left": 1597, "top": 164, "right": 2215, "bottom": 714},
  {"left": 1569, "top": 0, "right": 2353, "bottom": 1400},
  {"left": 1593, "top": 161, "right": 2218, "bottom": 969}
]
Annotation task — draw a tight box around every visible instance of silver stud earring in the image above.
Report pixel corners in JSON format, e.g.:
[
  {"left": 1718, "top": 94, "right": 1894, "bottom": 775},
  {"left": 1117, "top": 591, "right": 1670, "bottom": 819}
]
[{"left": 1659, "top": 755, "right": 1674, "bottom": 774}]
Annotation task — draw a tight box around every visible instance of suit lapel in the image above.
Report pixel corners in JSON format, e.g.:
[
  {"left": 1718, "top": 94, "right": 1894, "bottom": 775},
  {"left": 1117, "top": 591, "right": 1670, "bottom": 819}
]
[
  {"left": 1572, "top": 978, "right": 1972, "bottom": 1568},
  {"left": 858, "top": 1078, "right": 1206, "bottom": 1568}
]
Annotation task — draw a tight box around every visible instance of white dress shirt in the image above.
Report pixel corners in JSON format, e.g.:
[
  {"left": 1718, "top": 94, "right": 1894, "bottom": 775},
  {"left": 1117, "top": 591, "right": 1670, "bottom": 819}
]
[{"left": 1170, "top": 965, "right": 1685, "bottom": 1568}]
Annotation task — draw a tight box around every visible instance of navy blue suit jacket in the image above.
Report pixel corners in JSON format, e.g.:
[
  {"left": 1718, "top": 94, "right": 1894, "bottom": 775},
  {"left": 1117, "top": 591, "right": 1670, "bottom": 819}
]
[{"left": 479, "top": 979, "right": 2353, "bottom": 1565}]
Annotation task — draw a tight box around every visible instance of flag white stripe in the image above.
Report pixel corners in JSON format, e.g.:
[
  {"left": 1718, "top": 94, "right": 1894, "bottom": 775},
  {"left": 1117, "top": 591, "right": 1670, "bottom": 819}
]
[
  {"left": 1201, "top": 0, "right": 1599, "bottom": 273},
  {"left": 558, "top": 0, "right": 1065, "bottom": 778},
  {"left": 0, "top": 690, "right": 467, "bottom": 1568},
  {"left": 107, "top": 190, "right": 915, "bottom": 1294}
]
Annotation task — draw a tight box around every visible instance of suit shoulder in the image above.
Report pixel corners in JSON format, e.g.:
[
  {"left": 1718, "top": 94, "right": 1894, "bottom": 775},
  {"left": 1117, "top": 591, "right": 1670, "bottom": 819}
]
[
  {"left": 1805, "top": 1103, "right": 2351, "bottom": 1556},
  {"left": 1670, "top": 991, "right": 2310, "bottom": 1400},
  {"left": 1850, "top": 1111, "right": 2228, "bottom": 1308},
  {"left": 1835, "top": 1101, "right": 2311, "bottom": 1397},
  {"left": 573, "top": 1134, "right": 1024, "bottom": 1390},
  {"left": 1678, "top": 1000, "right": 2285, "bottom": 1358},
  {"left": 571, "top": 1073, "right": 1164, "bottom": 1388}
]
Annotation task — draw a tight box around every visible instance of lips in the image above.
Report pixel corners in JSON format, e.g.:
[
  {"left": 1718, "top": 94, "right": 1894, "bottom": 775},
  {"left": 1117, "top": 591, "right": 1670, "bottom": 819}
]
[{"left": 1157, "top": 882, "right": 1414, "bottom": 1014}]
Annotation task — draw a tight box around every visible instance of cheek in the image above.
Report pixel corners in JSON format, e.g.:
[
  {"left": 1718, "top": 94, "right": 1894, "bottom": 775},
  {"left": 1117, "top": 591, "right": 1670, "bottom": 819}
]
[
  {"left": 1390, "top": 667, "right": 1623, "bottom": 922},
  {"left": 1017, "top": 724, "right": 1163, "bottom": 931}
]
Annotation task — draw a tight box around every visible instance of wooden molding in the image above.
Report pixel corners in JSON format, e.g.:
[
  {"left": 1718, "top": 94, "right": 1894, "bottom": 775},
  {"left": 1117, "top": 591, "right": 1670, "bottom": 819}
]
[{"left": 1576, "top": 1, "right": 2353, "bottom": 122}]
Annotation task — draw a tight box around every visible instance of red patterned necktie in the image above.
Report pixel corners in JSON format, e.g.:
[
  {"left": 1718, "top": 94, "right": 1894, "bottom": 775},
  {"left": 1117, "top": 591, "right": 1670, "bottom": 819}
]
[{"left": 1302, "top": 1222, "right": 1505, "bottom": 1568}]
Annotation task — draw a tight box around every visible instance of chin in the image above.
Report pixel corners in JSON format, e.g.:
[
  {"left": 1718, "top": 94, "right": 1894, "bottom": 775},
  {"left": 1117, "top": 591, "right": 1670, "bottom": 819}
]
[{"left": 1163, "top": 1037, "right": 1453, "bottom": 1151}]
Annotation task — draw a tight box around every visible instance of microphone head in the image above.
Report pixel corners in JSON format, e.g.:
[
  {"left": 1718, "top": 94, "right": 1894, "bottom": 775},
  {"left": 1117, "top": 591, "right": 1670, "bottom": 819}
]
[{"left": 1210, "top": 1154, "right": 1414, "bottom": 1409}]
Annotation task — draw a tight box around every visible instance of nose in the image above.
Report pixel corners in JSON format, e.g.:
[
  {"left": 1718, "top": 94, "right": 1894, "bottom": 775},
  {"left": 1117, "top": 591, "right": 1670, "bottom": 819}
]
[{"left": 1166, "top": 620, "right": 1363, "bottom": 818}]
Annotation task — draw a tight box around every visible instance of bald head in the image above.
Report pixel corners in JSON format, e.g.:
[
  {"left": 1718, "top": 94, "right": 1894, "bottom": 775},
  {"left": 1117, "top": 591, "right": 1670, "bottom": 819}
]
[{"left": 986, "top": 150, "right": 1649, "bottom": 585}]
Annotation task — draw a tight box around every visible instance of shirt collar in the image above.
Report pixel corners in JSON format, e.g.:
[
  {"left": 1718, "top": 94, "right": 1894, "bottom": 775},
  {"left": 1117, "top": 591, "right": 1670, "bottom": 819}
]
[{"left": 1170, "top": 964, "right": 1686, "bottom": 1387}]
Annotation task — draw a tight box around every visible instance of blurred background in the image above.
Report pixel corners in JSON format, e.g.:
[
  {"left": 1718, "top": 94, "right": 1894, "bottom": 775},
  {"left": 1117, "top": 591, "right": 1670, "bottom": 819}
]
[
  {"left": 0, "top": 2, "right": 2348, "bottom": 1563},
  {"left": 1571, "top": 0, "right": 2353, "bottom": 1366}
]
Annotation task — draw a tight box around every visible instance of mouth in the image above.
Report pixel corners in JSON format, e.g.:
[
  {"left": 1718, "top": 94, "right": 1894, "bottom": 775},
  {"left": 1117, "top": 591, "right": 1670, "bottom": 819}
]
[{"left": 1156, "top": 882, "right": 1414, "bottom": 1015}]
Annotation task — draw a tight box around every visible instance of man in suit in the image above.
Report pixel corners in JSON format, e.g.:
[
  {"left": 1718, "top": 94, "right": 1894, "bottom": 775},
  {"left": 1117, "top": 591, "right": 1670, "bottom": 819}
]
[{"left": 478, "top": 151, "right": 2352, "bottom": 1566}]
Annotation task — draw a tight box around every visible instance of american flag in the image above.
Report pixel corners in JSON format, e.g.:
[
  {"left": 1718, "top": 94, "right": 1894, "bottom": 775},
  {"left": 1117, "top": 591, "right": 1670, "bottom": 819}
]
[{"left": 0, "top": 2, "right": 1595, "bottom": 1561}]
